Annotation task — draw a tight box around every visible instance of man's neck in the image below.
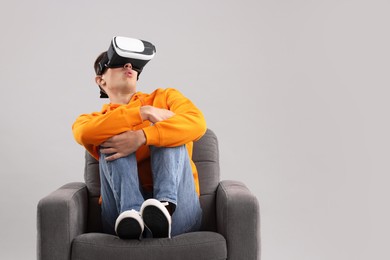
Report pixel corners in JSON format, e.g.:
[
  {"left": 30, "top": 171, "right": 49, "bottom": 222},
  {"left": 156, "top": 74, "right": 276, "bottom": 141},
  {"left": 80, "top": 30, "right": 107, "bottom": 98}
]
[{"left": 109, "top": 92, "right": 136, "bottom": 105}]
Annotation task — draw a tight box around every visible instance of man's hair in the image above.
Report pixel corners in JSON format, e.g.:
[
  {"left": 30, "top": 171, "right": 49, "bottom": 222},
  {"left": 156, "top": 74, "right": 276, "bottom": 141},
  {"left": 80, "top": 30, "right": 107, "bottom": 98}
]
[
  {"left": 94, "top": 52, "right": 108, "bottom": 75},
  {"left": 94, "top": 52, "right": 109, "bottom": 98}
]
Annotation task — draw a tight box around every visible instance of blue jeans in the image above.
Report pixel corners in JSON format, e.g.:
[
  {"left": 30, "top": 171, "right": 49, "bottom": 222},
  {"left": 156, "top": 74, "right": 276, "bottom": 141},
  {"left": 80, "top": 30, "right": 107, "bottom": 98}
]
[{"left": 99, "top": 145, "right": 202, "bottom": 237}]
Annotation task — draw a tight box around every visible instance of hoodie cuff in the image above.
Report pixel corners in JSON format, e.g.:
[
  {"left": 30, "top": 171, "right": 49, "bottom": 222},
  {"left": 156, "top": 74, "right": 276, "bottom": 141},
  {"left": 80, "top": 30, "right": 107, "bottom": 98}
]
[
  {"left": 128, "top": 107, "right": 143, "bottom": 127},
  {"left": 142, "top": 125, "right": 160, "bottom": 146}
]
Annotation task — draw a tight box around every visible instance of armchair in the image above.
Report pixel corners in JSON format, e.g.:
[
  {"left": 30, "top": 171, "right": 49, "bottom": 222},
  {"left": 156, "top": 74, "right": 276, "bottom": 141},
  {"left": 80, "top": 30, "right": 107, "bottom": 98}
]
[{"left": 37, "top": 129, "right": 260, "bottom": 260}]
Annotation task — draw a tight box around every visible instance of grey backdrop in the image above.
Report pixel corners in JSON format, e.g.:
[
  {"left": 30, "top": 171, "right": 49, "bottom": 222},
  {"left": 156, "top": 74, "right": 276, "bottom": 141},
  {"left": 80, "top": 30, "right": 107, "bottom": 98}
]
[{"left": 1, "top": 0, "right": 389, "bottom": 259}]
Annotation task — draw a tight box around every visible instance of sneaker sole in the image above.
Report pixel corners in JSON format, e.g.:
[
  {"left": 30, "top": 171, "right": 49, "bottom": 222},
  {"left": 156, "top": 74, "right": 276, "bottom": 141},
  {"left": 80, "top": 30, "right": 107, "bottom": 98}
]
[
  {"left": 115, "top": 210, "right": 144, "bottom": 239},
  {"left": 116, "top": 218, "right": 143, "bottom": 239},
  {"left": 141, "top": 199, "right": 171, "bottom": 238}
]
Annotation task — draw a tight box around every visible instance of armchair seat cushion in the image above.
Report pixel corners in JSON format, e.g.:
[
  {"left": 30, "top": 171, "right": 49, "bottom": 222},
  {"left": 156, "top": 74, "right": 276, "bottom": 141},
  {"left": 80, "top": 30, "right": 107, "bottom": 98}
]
[{"left": 71, "top": 231, "right": 227, "bottom": 260}]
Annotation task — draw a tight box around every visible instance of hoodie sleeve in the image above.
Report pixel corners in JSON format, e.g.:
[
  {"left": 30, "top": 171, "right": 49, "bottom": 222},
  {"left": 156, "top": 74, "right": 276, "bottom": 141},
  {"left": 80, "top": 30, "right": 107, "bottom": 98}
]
[
  {"left": 142, "top": 88, "right": 207, "bottom": 147},
  {"left": 72, "top": 105, "right": 143, "bottom": 147}
]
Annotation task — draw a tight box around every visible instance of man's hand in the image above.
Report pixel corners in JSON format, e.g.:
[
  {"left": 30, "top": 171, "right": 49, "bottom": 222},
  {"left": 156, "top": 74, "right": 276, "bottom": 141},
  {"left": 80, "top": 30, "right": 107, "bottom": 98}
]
[
  {"left": 140, "top": 105, "right": 175, "bottom": 123},
  {"left": 100, "top": 130, "right": 146, "bottom": 161}
]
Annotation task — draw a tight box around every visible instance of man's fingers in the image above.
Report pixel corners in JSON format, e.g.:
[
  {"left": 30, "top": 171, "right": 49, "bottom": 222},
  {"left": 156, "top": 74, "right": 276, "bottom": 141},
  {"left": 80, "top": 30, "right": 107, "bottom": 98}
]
[
  {"left": 101, "top": 139, "right": 113, "bottom": 147},
  {"left": 105, "top": 154, "right": 116, "bottom": 161},
  {"left": 105, "top": 153, "right": 123, "bottom": 161},
  {"left": 100, "top": 147, "right": 115, "bottom": 154}
]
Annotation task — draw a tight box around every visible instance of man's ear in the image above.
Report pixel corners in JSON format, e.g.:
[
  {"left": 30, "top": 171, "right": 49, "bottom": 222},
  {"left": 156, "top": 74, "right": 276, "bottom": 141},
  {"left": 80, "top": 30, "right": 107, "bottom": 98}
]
[{"left": 95, "top": 75, "right": 105, "bottom": 86}]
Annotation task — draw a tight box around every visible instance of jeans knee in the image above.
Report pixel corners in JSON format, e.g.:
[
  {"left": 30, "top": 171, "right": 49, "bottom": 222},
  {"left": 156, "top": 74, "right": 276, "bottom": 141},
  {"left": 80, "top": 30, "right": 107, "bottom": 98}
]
[{"left": 150, "top": 145, "right": 186, "bottom": 155}]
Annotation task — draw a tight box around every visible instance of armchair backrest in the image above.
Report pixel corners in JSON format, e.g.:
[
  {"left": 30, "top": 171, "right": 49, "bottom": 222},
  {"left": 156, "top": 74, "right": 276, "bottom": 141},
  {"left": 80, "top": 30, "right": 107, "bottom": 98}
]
[
  {"left": 84, "top": 129, "right": 220, "bottom": 232},
  {"left": 192, "top": 129, "right": 220, "bottom": 231}
]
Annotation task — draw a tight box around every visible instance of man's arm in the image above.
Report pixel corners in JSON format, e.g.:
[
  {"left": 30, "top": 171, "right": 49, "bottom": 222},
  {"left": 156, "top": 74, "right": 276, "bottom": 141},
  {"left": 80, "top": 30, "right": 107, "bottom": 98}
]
[
  {"left": 142, "top": 88, "right": 207, "bottom": 147},
  {"left": 140, "top": 105, "right": 175, "bottom": 123},
  {"left": 100, "top": 106, "right": 173, "bottom": 161},
  {"left": 100, "top": 89, "right": 206, "bottom": 161},
  {"left": 72, "top": 106, "right": 143, "bottom": 147},
  {"left": 72, "top": 106, "right": 145, "bottom": 159}
]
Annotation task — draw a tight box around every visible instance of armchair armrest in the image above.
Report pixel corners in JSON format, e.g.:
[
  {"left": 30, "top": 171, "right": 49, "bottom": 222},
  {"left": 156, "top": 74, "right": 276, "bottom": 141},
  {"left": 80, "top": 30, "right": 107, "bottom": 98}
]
[
  {"left": 216, "top": 180, "right": 260, "bottom": 260},
  {"left": 37, "top": 182, "right": 88, "bottom": 260}
]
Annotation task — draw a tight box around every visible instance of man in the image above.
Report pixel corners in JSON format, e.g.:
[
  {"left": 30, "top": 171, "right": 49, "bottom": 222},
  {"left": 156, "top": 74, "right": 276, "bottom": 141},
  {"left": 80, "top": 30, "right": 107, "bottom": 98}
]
[{"left": 72, "top": 37, "right": 206, "bottom": 239}]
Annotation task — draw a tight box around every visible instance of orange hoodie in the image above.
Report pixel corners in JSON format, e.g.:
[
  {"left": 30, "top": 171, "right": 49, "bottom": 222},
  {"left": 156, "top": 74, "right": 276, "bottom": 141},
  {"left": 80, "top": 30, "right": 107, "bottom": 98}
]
[{"left": 72, "top": 88, "right": 206, "bottom": 195}]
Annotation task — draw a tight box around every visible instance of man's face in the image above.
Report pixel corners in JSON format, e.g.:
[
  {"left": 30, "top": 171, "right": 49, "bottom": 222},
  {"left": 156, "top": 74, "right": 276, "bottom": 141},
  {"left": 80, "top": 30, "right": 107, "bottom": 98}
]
[{"left": 100, "top": 63, "right": 138, "bottom": 95}]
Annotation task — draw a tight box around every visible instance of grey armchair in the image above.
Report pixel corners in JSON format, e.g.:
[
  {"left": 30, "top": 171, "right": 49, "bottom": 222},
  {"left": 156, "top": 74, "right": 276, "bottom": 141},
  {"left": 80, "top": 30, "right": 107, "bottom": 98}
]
[{"left": 37, "top": 129, "right": 260, "bottom": 260}]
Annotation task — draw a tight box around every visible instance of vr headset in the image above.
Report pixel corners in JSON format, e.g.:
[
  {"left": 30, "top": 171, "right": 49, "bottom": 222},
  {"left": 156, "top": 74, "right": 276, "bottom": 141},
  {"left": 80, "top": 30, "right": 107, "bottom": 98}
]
[{"left": 97, "top": 36, "right": 156, "bottom": 98}]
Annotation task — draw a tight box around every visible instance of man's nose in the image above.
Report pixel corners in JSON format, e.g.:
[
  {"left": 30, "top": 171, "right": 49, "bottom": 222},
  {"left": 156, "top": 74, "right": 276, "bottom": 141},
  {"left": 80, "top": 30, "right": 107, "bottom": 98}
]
[{"left": 124, "top": 63, "right": 132, "bottom": 69}]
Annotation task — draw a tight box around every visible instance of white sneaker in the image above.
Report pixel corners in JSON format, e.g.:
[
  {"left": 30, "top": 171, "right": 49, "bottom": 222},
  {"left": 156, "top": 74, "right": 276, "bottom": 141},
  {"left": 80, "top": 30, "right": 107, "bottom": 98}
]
[
  {"left": 115, "top": 209, "right": 144, "bottom": 239},
  {"left": 140, "top": 199, "right": 172, "bottom": 238}
]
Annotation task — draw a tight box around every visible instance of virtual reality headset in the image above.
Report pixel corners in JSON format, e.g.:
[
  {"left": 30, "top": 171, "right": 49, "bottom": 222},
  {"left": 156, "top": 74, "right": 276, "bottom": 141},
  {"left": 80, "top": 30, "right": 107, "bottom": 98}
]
[
  {"left": 97, "top": 36, "right": 156, "bottom": 98},
  {"left": 97, "top": 36, "right": 156, "bottom": 75}
]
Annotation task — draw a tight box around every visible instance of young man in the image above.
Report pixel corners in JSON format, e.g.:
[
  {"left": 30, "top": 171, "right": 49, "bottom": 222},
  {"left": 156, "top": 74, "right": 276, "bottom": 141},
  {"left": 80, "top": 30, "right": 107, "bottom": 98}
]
[{"left": 72, "top": 37, "right": 206, "bottom": 239}]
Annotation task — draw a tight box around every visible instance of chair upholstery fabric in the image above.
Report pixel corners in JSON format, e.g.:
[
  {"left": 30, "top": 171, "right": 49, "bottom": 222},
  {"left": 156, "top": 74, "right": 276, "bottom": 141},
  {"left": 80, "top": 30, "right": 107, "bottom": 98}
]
[
  {"left": 37, "top": 129, "right": 260, "bottom": 260},
  {"left": 71, "top": 232, "right": 227, "bottom": 260}
]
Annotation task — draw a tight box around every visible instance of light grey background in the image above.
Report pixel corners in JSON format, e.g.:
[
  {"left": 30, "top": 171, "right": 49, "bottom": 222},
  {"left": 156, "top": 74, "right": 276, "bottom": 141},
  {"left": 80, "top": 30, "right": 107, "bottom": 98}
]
[{"left": 1, "top": 0, "right": 389, "bottom": 259}]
